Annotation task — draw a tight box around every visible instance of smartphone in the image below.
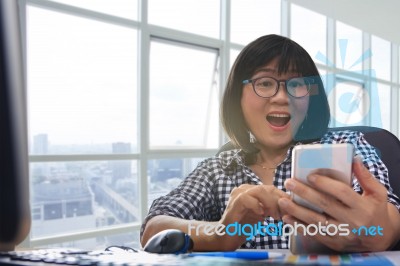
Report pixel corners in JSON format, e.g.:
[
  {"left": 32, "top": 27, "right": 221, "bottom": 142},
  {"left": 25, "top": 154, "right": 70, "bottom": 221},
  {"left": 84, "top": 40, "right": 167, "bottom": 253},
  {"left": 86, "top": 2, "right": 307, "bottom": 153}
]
[
  {"left": 289, "top": 143, "right": 354, "bottom": 254},
  {"left": 291, "top": 143, "right": 354, "bottom": 213}
]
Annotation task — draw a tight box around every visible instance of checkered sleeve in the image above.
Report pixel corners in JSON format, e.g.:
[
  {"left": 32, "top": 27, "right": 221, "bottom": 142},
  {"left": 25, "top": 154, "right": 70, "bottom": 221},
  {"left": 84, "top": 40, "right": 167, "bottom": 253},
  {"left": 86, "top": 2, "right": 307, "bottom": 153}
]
[
  {"left": 140, "top": 159, "right": 217, "bottom": 238},
  {"left": 349, "top": 131, "right": 400, "bottom": 211}
]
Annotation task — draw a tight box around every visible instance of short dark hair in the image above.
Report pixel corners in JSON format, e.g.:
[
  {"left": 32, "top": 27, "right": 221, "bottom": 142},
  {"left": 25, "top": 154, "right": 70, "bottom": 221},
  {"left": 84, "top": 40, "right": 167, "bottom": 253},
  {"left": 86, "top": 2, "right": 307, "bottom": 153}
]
[{"left": 221, "top": 34, "right": 330, "bottom": 154}]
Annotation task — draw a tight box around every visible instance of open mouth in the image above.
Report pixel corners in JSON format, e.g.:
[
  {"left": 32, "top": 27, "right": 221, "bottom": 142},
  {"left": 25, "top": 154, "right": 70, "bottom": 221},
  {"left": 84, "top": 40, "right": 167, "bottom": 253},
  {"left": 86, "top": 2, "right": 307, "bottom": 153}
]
[{"left": 266, "top": 113, "right": 291, "bottom": 127}]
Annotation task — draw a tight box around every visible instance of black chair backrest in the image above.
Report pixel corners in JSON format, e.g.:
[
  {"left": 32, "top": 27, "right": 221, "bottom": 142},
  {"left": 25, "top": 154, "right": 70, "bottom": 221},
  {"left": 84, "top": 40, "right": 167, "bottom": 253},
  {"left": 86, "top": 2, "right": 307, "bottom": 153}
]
[{"left": 329, "top": 126, "right": 400, "bottom": 198}]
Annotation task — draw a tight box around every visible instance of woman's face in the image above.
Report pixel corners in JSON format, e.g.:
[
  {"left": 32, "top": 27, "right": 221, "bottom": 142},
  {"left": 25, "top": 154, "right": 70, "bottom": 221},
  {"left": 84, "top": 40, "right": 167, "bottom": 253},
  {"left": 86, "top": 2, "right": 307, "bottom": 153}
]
[{"left": 241, "top": 58, "right": 309, "bottom": 150}]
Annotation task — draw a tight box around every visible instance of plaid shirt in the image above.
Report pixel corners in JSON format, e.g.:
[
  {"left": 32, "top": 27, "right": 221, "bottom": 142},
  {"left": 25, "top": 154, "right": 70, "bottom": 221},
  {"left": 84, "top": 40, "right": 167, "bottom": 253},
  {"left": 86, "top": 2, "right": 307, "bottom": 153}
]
[{"left": 141, "top": 130, "right": 400, "bottom": 249}]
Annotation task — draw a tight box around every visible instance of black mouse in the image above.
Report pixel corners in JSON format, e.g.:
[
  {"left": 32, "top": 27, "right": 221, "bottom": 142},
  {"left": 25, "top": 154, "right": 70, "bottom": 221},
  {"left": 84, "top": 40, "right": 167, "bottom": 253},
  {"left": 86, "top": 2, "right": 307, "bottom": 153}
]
[{"left": 143, "top": 229, "right": 194, "bottom": 254}]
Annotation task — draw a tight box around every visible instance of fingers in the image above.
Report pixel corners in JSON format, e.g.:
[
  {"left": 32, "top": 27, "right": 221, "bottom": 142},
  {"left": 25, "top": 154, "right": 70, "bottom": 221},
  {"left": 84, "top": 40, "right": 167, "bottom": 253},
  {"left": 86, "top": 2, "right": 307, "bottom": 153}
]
[
  {"left": 231, "top": 187, "right": 265, "bottom": 216},
  {"left": 284, "top": 178, "right": 353, "bottom": 220},
  {"left": 291, "top": 158, "right": 387, "bottom": 213},
  {"left": 352, "top": 157, "right": 387, "bottom": 200},
  {"left": 228, "top": 184, "right": 289, "bottom": 221},
  {"left": 280, "top": 206, "right": 359, "bottom": 252},
  {"left": 278, "top": 198, "right": 335, "bottom": 227}
]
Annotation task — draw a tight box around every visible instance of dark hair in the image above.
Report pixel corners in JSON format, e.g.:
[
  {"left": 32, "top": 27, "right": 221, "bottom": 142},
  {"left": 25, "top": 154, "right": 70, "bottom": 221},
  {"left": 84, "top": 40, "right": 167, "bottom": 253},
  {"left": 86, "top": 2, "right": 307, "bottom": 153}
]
[{"left": 221, "top": 34, "right": 330, "bottom": 154}]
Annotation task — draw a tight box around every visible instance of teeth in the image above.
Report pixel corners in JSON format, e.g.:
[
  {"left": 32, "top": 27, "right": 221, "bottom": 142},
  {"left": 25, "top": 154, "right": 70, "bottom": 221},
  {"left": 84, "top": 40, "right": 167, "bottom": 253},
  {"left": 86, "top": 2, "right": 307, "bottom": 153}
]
[{"left": 268, "top": 114, "right": 290, "bottom": 118}]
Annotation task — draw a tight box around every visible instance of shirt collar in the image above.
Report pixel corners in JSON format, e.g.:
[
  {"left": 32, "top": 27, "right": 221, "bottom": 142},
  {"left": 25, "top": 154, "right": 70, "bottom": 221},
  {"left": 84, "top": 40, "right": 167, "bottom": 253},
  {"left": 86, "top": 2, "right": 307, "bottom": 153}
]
[
  {"left": 218, "top": 141, "right": 308, "bottom": 169},
  {"left": 219, "top": 149, "right": 246, "bottom": 169}
]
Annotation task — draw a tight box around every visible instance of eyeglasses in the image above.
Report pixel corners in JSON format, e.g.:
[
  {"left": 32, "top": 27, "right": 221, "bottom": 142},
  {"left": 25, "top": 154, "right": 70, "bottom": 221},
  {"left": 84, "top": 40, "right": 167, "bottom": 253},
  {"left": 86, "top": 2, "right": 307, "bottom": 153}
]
[{"left": 242, "top": 76, "right": 313, "bottom": 98}]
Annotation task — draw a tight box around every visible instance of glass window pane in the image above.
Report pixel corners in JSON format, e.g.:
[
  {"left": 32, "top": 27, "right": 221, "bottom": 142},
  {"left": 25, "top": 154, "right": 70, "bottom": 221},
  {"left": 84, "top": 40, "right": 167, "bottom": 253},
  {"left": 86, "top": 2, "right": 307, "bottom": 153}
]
[
  {"left": 148, "top": 158, "right": 204, "bottom": 208},
  {"left": 329, "top": 78, "right": 367, "bottom": 127},
  {"left": 291, "top": 4, "right": 326, "bottom": 62},
  {"left": 48, "top": 0, "right": 138, "bottom": 20},
  {"left": 336, "top": 22, "right": 362, "bottom": 70},
  {"left": 318, "top": 69, "right": 327, "bottom": 98},
  {"left": 371, "top": 35, "right": 391, "bottom": 81},
  {"left": 149, "top": 40, "right": 219, "bottom": 149},
  {"left": 372, "top": 83, "right": 390, "bottom": 130},
  {"left": 231, "top": 0, "right": 280, "bottom": 45},
  {"left": 30, "top": 160, "right": 138, "bottom": 238},
  {"left": 230, "top": 48, "right": 241, "bottom": 68},
  {"left": 37, "top": 230, "right": 140, "bottom": 250},
  {"left": 148, "top": 0, "right": 219, "bottom": 38},
  {"left": 27, "top": 6, "right": 138, "bottom": 154}
]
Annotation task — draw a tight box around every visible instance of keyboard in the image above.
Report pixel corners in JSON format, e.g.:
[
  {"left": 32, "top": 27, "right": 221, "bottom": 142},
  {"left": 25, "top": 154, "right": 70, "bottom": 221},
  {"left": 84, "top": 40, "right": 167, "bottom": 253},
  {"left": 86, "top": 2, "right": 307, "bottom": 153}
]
[
  {"left": 2, "top": 248, "right": 395, "bottom": 265},
  {"left": 0, "top": 248, "right": 176, "bottom": 266},
  {"left": 0, "top": 248, "right": 271, "bottom": 266}
]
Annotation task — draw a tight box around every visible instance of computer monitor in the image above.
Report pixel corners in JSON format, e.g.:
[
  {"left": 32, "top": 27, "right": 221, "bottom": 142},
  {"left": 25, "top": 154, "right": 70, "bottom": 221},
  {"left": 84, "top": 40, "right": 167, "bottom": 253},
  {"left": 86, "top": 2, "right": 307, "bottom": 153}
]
[{"left": 0, "top": 0, "right": 31, "bottom": 251}]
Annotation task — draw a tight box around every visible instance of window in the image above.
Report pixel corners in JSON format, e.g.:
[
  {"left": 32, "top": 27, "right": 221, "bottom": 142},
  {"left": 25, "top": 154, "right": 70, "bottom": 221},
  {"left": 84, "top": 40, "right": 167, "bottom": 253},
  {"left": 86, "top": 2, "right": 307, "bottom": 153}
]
[
  {"left": 27, "top": 4, "right": 139, "bottom": 246},
  {"left": 290, "top": 4, "right": 326, "bottom": 62},
  {"left": 148, "top": 0, "right": 220, "bottom": 38},
  {"left": 230, "top": 0, "right": 280, "bottom": 45},
  {"left": 230, "top": 49, "right": 241, "bottom": 68},
  {"left": 371, "top": 35, "right": 391, "bottom": 81},
  {"left": 148, "top": 157, "right": 204, "bottom": 208},
  {"left": 149, "top": 39, "right": 220, "bottom": 149},
  {"left": 336, "top": 22, "right": 362, "bottom": 70},
  {"left": 372, "top": 83, "right": 391, "bottom": 130},
  {"left": 329, "top": 77, "right": 367, "bottom": 127},
  {"left": 27, "top": 6, "right": 138, "bottom": 155},
  {"left": 47, "top": 0, "right": 138, "bottom": 20}
]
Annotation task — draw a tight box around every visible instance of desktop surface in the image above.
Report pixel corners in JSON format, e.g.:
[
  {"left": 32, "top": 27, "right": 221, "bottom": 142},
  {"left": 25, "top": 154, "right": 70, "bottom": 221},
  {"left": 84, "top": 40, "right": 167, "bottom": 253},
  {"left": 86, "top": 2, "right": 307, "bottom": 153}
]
[{"left": 1, "top": 248, "right": 400, "bottom": 266}]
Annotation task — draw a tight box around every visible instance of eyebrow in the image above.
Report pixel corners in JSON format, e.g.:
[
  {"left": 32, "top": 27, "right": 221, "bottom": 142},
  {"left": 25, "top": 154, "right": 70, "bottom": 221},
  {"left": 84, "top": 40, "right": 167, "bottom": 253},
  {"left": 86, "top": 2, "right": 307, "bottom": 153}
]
[
  {"left": 252, "top": 68, "right": 299, "bottom": 77},
  {"left": 253, "top": 68, "right": 276, "bottom": 75}
]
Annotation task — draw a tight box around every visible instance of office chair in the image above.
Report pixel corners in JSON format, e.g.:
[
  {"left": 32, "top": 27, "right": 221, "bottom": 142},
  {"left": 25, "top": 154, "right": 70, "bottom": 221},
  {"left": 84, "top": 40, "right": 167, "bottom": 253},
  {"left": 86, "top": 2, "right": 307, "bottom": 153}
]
[
  {"left": 218, "top": 126, "right": 400, "bottom": 250},
  {"left": 328, "top": 126, "right": 400, "bottom": 198}
]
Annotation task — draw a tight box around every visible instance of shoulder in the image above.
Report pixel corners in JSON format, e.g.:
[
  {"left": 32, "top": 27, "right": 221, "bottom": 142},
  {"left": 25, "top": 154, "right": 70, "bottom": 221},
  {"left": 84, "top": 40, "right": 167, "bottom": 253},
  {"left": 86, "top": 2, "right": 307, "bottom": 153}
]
[
  {"left": 316, "top": 130, "right": 379, "bottom": 159},
  {"left": 198, "top": 149, "right": 245, "bottom": 170},
  {"left": 182, "top": 149, "right": 247, "bottom": 187},
  {"left": 318, "top": 130, "right": 363, "bottom": 144}
]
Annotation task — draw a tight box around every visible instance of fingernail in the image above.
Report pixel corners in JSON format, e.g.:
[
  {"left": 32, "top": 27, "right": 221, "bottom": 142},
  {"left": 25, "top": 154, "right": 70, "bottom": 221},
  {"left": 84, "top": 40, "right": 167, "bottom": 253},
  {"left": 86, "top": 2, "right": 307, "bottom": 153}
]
[
  {"left": 354, "top": 155, "right": 363, "bottom": 163},
  {"left": 278, "top": 198, "right": 289, "bottom": 208},
  {"left": 308, "top": 174, "right": 317, "bottom": 183},
  {"left": 282, "top": 215, "right": 292, "bottom": 224},
  {"left": 285, "top": 179, "right": 295, "bottom": 190}
]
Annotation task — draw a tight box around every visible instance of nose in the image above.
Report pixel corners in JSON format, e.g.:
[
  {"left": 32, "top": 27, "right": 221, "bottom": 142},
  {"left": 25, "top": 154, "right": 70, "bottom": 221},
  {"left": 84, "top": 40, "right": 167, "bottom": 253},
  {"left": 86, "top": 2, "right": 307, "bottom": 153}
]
[{"left": 270, "top": 81, "right": 289, "bottom": 103}]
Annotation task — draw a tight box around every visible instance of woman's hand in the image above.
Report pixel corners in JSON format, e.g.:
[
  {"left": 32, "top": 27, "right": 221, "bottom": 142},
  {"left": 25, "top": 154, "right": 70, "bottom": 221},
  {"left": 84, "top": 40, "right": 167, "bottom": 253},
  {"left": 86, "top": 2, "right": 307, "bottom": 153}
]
[
  {"left": 278, "top": 158, "right": 400, "bottom": 252},
  {"left": 217, "top": 184, "right": 290, "bottom": 250},
  {"left": 143, "top": 184, "right": 290, "bottom": 251}
]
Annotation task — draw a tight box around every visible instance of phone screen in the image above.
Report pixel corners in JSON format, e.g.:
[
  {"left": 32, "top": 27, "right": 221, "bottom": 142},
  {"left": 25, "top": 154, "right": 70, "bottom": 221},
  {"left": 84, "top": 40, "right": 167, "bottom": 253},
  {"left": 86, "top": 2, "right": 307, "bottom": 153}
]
[{"left": 291, "top": 143, "right": 354, "bottom": 213}]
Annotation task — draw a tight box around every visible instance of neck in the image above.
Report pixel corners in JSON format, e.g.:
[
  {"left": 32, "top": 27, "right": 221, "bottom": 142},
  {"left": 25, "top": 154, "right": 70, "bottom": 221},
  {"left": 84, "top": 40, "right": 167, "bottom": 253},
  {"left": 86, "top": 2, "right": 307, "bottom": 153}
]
[{"left": 256, "top": 144, "right": 290, "bottom": 167}]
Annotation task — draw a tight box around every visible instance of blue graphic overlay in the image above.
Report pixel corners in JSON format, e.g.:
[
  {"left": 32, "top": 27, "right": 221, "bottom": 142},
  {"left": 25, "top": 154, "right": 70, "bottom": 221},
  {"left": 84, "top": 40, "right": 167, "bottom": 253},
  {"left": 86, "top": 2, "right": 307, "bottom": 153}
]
[{"left": 315, "top": 39, "right": 382, "bottom": 128}]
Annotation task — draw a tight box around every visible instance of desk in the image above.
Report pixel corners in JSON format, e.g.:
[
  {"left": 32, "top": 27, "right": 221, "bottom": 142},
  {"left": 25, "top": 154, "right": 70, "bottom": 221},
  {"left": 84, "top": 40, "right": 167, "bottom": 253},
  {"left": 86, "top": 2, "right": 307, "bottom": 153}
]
[
  {"left": 2, "top": 248, "right": 400, "bottom": 266},
  {"left": 189, "top": 249, "right": 400, "bottom": 265},
  {"left": 257, "top": 249, "right": 400, "bottom": 265}
]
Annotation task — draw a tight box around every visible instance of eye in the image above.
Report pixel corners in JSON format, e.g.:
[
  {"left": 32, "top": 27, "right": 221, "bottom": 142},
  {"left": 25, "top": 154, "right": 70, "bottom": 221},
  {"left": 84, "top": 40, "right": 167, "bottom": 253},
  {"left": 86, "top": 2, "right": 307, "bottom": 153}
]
[
  {"left": 255, "top": 78, "right": 275, "bottom": 88},
  {"left": 287, "top": 78, "right": 305, "bottom": 88},
  {"left": 260, "top": 81, "right": 273, "bottom": 87}
]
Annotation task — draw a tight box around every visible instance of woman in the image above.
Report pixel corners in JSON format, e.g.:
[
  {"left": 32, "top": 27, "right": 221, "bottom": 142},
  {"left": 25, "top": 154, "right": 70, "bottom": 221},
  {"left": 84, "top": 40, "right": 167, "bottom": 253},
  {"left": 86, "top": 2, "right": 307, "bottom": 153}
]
[{"left": 141, "top": 34, "right": 400, "bottom": 252}]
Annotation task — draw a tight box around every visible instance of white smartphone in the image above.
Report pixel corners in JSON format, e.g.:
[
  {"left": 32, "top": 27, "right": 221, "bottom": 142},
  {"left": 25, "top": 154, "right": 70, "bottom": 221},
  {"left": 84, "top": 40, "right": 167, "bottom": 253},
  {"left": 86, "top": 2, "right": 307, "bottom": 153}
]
[
  {"left": 291, "top": 143, "right": 354, "bottom": 213},
  {"left": 289, "top": 143, "right": 354, "bottom": 254}
]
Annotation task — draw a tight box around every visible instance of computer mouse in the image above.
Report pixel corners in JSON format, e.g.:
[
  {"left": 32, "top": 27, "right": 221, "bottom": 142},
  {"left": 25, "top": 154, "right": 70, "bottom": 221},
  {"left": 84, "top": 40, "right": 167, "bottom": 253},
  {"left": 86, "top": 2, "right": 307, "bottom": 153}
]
[{"left": 143, "top": 229, "right": 194, "bottom": 254}]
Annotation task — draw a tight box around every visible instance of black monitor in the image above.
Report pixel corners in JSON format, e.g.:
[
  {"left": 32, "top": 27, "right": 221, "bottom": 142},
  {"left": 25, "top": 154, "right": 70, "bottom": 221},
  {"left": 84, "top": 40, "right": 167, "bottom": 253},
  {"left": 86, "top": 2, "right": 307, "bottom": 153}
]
[{"left": 0, "top": 0, "right": 31, "bottom": 251}]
